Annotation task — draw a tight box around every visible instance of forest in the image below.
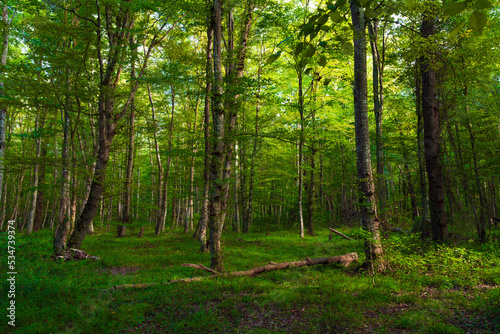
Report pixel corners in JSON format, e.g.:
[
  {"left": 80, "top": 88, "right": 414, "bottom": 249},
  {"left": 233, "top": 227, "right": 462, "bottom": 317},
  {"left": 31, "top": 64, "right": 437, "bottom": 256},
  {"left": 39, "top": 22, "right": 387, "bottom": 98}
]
[{"left": 1, "top": 0, "right": 500, "bottom": 333}]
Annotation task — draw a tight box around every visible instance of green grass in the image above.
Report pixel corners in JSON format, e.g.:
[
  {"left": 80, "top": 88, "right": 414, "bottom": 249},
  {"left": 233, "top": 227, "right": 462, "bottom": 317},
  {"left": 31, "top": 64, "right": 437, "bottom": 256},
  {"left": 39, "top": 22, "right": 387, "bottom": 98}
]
[{"left": 1, "top": 226, "right": 499, "bottom": 333}]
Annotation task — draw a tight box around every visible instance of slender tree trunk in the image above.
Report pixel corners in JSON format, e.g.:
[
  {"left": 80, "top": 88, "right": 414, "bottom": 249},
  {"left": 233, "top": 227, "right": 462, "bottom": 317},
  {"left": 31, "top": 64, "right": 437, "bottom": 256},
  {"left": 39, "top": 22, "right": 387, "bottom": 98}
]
[
  {"left": 420, "top": 5, "right": 448, "bottom": 242},
  {"left": 0, "top": 5, "right": 10, "bottom": 207},
  {"left": 298, "top": 71, "right": 305, "bottom": 239},
  {"left": 465, "top": 88, "right": 487, "bottom": 242},
  {"left": 350, "top": 0, "right": 384, "bottom": 270},
  {"left": 27, "top": 114, "right": 41, "bottom": 234},
  {"left": 54, "top": 108, "right": 71, "bottom": 252},
  {"left": 306, "top": 147, "right": 316, "bottom": 235},
  {"left": 198, "top": 3, "right": 213, "bottom": 251},
  {"left": 233, "top": 142, "right": 240, "bottom": 232},
  {"left": 118, "top": 35, "right": 136, "bottom": 238},
  {"left": 33, "top": 135, "right": 47, "bottom": 232},
  {"left": 149, "top": 85, "right": 165, "bottom": 235},
  {"left": 368, "top": 20, "right": 386, "bottom": 226},
  {"left": 160, "top": 87, "right": 175, "bottom": 233},
  {"left": 246, "top": 59, "right": 262, "bottom": 233}
]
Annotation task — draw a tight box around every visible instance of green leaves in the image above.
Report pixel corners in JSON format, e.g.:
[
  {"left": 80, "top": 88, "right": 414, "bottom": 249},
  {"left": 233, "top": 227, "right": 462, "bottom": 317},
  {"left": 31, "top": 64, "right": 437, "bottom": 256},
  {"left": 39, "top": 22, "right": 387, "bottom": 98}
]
[
  {"left": 329, "top": 12, "right": 342, "bottom": 23},
  {"left": 405, "top": 0, "right": 416, "bottom": 10},
  {"left": 444, "top": 0, "right": 493, "bottom": 35},
  {"left": 318, "top": 56, "right": 327, "bottom": 67},
  {"left": 449, "top": 19, "right": 466, "bottom": 37},
  {"left": 266, "top": 51, "right": 282, "bottom": 65},
  {"left": 475, "top": 0, "right": 494, "bottom": 9},
  {"left": 445, "top": 1, "right": 468, "bottom": 16},
  {"left": 469, "top": 10, "right": 488, "bottom": 33},
  {"left": 341, "top": 42, "right": 353, "bottom": 56}
]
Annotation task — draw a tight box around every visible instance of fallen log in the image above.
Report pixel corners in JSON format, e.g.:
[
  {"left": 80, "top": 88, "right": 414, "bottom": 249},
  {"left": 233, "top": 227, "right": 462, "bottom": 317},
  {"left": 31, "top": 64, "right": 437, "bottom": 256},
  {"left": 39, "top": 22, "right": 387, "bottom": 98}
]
[
  {"left": 106, "top": 252, "right": 358, "bottom": 291},
  {"left": 226, "top": 252, "right": 358, "bottom": 277},
  {"left": 329, "top": 228, "right": 354, "bottom": 241}
]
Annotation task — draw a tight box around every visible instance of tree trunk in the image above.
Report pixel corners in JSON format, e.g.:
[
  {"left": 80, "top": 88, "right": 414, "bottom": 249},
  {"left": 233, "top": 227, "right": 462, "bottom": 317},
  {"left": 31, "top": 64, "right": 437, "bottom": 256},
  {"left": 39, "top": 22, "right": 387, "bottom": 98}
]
[
  {"left": 148, "top": 85, "right": 164, "bottom": 235},
  {"left": 298, "top": 71, "right": 305, "bottom": 239},
  {"left": 209, "top": 0, "right": 254, "bottom": 270},
  {"left": 208, "top": 0, "right": 226, "bottom": 271},
  {"left": 368, "top": 19, "right": 386, "bottom": 227},
  {"left": 159, "top": 87, "right": 175, "bottom": 233},
  {"left": 414, "top": 59, "right": 430, "bottom": 234},
  {"left": 0, "top": 5, "right": 10, "bottom": 208},
  {"left": 420, "top": 6, "right": 448, "bottom": 242},
  {"left": 465, "top": 88, "right": 487, "bottom": 242},
  {"left": 54, "top": 108, "right": 71, "bottom": 252},
  {"left": 246, "top": 58, "right": 262, "bottom": 233},
  {"left": 198, "top": 3, "right": 213, "bottom": 252},
  {"left": 27, "top": 115, "right": 41, "bottom": 234},
  {"left": 350, "top": 0, "right": 384, "bottom": 271},
  {"left": 118, "top": 36, "right": 136, "bottom": 238}
]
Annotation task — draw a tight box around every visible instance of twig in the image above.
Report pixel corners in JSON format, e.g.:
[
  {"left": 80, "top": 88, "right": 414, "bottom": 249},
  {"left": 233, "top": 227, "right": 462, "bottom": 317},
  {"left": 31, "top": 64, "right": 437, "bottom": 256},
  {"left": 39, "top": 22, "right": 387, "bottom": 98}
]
[{"left": 182, "top": 263, "right": 219, "bottom": 274}]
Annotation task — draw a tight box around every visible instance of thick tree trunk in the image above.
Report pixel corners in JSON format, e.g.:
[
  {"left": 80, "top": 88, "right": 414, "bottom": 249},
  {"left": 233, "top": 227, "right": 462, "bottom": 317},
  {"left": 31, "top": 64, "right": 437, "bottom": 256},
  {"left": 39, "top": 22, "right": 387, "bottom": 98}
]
[
  {"left": 208, "top": 0, "right": 225, "bottom": 271},
  {"left": 209, "top": 0, "right": 254, "bottom": 270},
  {"left": 420, "top": 7, "right": 448, "bottom": 242},
  {"left": 414, "top": 60, "right": 430, "bottom": 234},
  {"left": 350, "top": 0, "right": 384, "bottom": 271}
]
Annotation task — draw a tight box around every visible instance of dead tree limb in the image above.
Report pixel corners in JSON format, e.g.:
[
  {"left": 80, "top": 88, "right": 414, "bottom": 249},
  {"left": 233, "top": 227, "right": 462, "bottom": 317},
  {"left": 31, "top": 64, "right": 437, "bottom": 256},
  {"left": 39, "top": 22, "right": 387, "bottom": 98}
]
[
  {"left": 329, "top": 228, "right": 354, "bottom": 241},
  {"left": 106, "top": 252, "right": 358, "bottom": 291},
  {"left": 227, "top": 253, "right": 358, "bottom": 276}
]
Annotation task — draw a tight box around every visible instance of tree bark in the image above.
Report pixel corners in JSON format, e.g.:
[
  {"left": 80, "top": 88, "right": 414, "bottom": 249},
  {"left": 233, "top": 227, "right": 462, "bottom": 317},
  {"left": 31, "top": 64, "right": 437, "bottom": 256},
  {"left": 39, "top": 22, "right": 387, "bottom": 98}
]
[
  {"left": 198, "top": 3, "right": 213, "bottom": 251},
  {"left": 54, "top": 107, "right": 71, "bottom": 252},
  {"left": 208, "top": 0, "right": 225, "bottom": 271},
  {"left": 298, "top": 71, "right": 305, "bottom": 239},
  {"left": 368, "top": 20, "right": 386, "bottom": 226},
  {"left": 0, "top": 5, "right": 10, "bottom": 209},
  {"left": 420, "top": 5, "right": 448, "bottom": 242},
  {"left": 148, "top": 85, "right": 165, "bottom": 235},
  {"left": 118, "top": 33, "right": 137, "bottom": 238},
  {"left": 350, "top": 0, "right": 384, "bottom": 271},
  {"left": 465, "top": 88, "right": 487, "bottom": 242}
]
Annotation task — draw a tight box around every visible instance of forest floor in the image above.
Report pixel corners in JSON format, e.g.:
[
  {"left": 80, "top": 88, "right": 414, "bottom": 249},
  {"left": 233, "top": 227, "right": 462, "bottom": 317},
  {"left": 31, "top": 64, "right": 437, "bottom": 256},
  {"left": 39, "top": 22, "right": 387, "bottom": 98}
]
[{"left": 1, "top": 224, "right": 499, "bottom": 333}]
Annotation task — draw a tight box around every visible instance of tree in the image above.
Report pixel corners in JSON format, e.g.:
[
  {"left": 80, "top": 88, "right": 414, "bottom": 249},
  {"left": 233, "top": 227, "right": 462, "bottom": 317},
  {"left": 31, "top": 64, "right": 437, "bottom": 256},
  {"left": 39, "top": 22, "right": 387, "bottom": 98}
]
[
  {"left": 67, "top": 1, "right": 173, "bottom": 249},
  {"left": 350, "top": 0, "right": 384, "bottom": 271},
  {"left": 0, "top": 3, "right": 11, "bottom": 221},
  {"left": 420, "top": 0, "right": 448, "bottom": 242}
]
